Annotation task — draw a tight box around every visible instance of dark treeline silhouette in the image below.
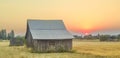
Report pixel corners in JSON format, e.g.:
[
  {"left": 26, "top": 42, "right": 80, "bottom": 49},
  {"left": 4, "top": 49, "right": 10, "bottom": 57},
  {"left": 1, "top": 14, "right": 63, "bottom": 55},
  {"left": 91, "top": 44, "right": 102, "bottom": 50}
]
[
  {"left": 0, "top": 29, "right": 25, "bottom": 46},
  {"left": 0, "top": 29, "right": 14, "bottom": 40},
  {"left": 74, "top": 34, "right": 120, "bottom": 41}
]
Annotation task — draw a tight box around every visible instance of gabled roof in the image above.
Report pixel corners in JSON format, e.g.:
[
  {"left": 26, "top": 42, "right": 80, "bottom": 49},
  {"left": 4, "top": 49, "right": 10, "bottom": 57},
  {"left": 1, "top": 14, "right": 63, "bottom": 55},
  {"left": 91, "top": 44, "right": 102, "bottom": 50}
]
[
  {"left": 28, "top": 20, "right": 66, "bottom": 30},
  {"left": 27, "top": 19, "right": 74, "bottom": 39},
  {"left": 31, "top": 30, "right": 73, "bottom": 39}
]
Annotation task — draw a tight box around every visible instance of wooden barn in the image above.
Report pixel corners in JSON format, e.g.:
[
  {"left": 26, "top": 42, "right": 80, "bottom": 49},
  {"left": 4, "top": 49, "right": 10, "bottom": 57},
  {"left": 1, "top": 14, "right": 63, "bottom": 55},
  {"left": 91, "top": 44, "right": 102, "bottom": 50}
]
[{"left": 25, "top": 20, "right": 73, "bottom": 52}]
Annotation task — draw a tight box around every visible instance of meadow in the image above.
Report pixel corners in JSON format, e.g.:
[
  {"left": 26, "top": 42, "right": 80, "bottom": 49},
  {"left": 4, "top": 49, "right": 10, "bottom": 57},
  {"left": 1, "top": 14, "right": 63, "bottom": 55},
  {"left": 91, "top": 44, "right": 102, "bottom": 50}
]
[{"left": 0, "top": 39, "right": 120, "bottom": 58}]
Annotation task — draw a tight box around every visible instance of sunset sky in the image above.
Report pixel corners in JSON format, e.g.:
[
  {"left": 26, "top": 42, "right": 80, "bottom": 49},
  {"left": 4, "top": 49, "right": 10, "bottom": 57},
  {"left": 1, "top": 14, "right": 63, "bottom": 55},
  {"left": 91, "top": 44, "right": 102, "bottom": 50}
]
[{"left": 0, "top": 0, "right": 120, "bottom": 35}]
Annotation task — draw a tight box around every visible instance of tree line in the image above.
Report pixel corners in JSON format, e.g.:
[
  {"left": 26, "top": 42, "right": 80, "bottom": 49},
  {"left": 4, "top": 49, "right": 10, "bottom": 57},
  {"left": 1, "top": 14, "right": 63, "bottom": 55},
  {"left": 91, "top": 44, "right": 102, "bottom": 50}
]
[
  {"left": 0, "top": 29, "right": 14, "bottom": 40},
  {"left": 74, "top": 34, "right": 120, "bottom": 41}
]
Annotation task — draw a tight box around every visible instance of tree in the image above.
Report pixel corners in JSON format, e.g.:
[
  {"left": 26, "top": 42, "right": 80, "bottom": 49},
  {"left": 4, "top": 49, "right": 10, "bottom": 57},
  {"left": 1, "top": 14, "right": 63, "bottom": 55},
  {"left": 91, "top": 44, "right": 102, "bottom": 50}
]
[
  {"left": 11, "top": 30, "right": 14, "bottom": 39},
  {"left": 117, "top": 34, "right": 120, "bottom": 41},
  {"left": 3, "top": 29, "right": 7, "bottom": 39},
  {"left": 0, "top": 29, "right": 7, "bottom": 40},
  {"left": 0, "top": 31, "right": 2, "bottom": 39},
  {"left": 8, "top": 30, "right": 15, "bottom": 40},
  {"left": 84, "top": 34, "right": 93, "bottom": 39},
  {"left": 8, "top": 33, "right": 11, "bottom": 40},
  {"left": 99, "top": 35, "right": 110, "bottom": 41},
  {"left": 73, "top": 35, "right": 82, "bottom": 39}
]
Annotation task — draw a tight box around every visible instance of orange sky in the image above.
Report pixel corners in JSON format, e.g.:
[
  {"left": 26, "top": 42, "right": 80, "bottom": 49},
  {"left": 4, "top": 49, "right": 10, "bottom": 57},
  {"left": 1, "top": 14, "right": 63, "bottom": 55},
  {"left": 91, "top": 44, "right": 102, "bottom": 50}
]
[{"left": 0, "top": 0, "right": 120, "bottom": 35}]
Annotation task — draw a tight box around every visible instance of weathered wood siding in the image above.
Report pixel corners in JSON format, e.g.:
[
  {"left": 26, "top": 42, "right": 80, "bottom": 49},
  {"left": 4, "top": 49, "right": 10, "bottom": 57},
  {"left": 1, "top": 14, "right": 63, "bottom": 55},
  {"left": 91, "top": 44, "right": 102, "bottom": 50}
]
[
  {"left": 26, "top": 32, "right": 33, "bottom": 47},
  {"left": 26, "top": 23, "right": 33, "bottom": 47},
  {"left": 32, "top": 39, "right": 72, "bottom": 52}
]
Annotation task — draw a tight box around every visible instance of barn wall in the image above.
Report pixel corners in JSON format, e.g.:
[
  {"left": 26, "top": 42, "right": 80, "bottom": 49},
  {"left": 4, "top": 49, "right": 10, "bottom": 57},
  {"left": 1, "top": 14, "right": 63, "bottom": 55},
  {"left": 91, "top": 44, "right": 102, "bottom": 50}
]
[
  {"left": 26, "top": 24, "right": 33, "bottom": 47},
  {"left": 26, "top": 31, "right": 33, "bottom": 47},
  {"left": 32, "top": 39, "right": 72, "bottom": 52}
]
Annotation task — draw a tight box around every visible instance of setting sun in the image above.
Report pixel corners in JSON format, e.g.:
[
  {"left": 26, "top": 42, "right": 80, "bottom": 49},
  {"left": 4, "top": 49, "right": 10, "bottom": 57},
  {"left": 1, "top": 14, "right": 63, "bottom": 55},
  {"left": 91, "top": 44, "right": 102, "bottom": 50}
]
[{"left": 85, "top": 32, "right": 89, "bottom": 35}]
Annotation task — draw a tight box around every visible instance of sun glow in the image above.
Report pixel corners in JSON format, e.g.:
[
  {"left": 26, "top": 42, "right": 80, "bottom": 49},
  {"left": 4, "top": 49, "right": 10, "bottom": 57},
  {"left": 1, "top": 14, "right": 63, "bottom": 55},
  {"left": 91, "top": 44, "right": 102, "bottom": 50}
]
[
  {"left": 0, "top": 0, "right": 120, "bottom": 34},
  {"left": 79, "top": 24, "right": 94, "bottom": 34},
  {"left": 85, "top": 32, "right": 89, "bottom": 35},
  {"left": 82, "top": 25, "right": 93, "bottom": 30}
]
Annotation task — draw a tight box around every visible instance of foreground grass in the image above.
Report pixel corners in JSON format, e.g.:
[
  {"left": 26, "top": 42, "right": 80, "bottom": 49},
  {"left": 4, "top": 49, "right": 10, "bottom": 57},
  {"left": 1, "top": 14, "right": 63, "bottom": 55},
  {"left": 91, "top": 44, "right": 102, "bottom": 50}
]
[
  {"left": 0, "top": 40, "right": 120, "bottom": 58},
  {"left": 73, "top": 39, "right": 120, "bottom": 56}
]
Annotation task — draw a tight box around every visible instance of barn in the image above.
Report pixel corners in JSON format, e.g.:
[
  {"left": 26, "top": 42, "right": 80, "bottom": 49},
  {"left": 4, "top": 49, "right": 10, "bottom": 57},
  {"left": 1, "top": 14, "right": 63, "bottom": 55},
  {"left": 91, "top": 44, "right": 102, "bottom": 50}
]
[{"left": 25, "top": 20, "right": 74, "bottom": 52}]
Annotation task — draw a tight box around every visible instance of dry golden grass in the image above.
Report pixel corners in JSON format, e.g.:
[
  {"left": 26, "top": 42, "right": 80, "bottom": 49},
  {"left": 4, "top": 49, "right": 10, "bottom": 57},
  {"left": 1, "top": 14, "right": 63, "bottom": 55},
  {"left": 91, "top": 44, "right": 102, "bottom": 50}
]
[
  {"left": 0, "top": 40, "right": 120, "bottom": 58},
  {"left": 73, "top": 39, "right": 120, "bottom": 56}
]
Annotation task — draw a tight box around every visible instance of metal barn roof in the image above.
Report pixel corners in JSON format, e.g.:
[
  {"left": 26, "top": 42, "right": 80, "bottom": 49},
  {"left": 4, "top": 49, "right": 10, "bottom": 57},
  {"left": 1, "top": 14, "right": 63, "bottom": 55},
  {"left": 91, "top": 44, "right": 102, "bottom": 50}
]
[
  {"left": 31, "top": 30, "right": 73, "bottom": 39},
  {"left": 27, "top": 19, "right": 73, "bottom": 39},
  {"left": 28, "top": 20, "right": 66, "bottom": 30}
]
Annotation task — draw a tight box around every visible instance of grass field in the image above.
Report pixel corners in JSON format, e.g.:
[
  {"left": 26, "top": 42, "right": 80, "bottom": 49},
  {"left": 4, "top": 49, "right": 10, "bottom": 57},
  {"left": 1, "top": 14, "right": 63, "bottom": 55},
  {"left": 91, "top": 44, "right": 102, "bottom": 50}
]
[{"left": 0, "top": 40, "right": 120, "bottom": 58}]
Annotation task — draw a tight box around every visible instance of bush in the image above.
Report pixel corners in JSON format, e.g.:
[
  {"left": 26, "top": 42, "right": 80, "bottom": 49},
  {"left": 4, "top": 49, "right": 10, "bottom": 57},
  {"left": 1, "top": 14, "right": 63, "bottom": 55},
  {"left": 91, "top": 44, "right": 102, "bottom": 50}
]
[
  {"left": 9, "top": 36, "right": 25, "bottom": 46},
  {"left": 99, "top": 35, "right": 110, "bottom": 41},
  {"left": 46, "top": 46, "right": 56, "bottom": 53},
  {"left": 58, "top": 45, "right": 66, "bottom": 52}
]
